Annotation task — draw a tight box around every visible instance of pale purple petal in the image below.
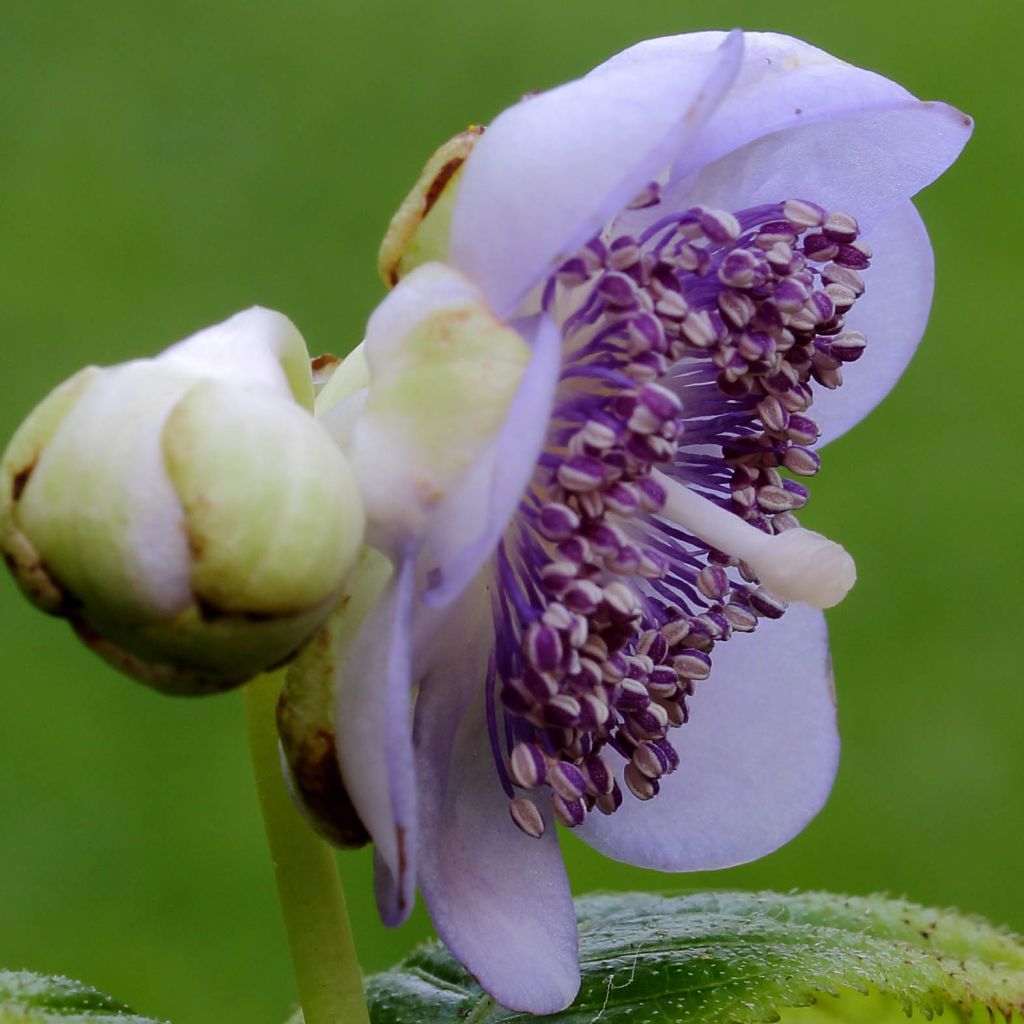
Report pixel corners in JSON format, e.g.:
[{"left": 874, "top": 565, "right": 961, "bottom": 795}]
[
  {"left": 449, "top": 32, "right": 742, "bottom": 320},
  {"left": 334, "top": 555, "right": 418, "bottom": 925},
  {"left": 578, "top": 602, "right": 837, "bottom": 870},
  {"left": 424, "top": 314, "right": 561, "bottom": 608},
  {"left": 414, "top": 613, "right": 580, "bottom": 1013},
  {"left": 816, "top": 202, "right": 934, "bottom": 445},
  {"left": 601, "top": 32, "right": 970, "bottom": 234},
  {"left": 663, "top": 98, "right": 970, "bottom": 235}
]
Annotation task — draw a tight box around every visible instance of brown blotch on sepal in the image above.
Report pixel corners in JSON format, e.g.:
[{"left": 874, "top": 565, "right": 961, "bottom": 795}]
[
  {"left": 275, "top": 547, "right": 393, "bottom": 849},
  {"left": 277, "top": 615, "right": 370, "bottom": 849}
]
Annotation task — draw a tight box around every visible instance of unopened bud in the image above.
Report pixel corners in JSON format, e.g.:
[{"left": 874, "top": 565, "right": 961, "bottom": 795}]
[
  {"left": 0, "top": 308, "right": 365, "bottom": 694},
  {"left": 377, "top": 126, "right": 484, "bottom": 288}
]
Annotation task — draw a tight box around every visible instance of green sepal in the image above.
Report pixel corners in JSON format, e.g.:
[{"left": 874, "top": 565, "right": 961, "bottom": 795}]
[
  {"left": 0, "top": 970, "right": 165, "bottom": 1023},
  {"left": 330, "top": 891, "right": 1024, "bottom": 1024}
]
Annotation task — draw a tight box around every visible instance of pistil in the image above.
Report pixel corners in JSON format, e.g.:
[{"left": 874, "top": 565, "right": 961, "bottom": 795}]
[{"left": 653, "top": 470, "right": 855, "bottom": 608}]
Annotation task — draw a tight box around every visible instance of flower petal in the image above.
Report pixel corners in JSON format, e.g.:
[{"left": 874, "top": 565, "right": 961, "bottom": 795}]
[
  {"left": 424, "top": 313, "right": 561, "bottom": 608},
  {"left": 669, "top": 104, "right": 969, "bottom": 236},
  {"left": 577, "top": 602, "right": 837, "bottom": 870},
  {"left": 414, "top": 603, "right": 580, "bottom": 1014},
  {"left": 333, "top": 553, "right": 418, "bottom": 925},
  {"left": 816, "top": 202, "right": 934, "bottom": 445},
  {"left": 449, "top": 32, "right": 743, "bottom": 319},
  {"left": 605, "top": 32, "right": 971, "bottom": 234}
]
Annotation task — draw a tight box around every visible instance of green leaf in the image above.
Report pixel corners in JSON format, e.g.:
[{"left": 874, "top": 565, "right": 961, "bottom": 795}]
[
  {"left": 0, "top": 970, "right": 165, "bottom": 1023},
  {"left": 356, "top": 891, "right": 1024, "bottom": 1024}
]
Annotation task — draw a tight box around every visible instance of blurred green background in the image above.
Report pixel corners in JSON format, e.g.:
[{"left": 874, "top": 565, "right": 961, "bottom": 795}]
[{"left": 0, "top": 2, "right": 1017, "bottom": 1022}]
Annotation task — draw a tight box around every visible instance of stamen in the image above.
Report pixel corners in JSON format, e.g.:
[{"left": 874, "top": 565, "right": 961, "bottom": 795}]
[
  {"left": 653, "top": 469, "right": 855, "bottom": 608},
  {"left": 486, "top": 192, "right": 873, "bottom": 834}
]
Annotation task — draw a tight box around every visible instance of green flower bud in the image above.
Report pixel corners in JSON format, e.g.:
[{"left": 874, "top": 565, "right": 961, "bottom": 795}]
[
  {"left": 377, "top": 125, "right": 484, "bottom": 288},
  {"left": 0, "top": 308, "right": 365, "bottom": 694}
]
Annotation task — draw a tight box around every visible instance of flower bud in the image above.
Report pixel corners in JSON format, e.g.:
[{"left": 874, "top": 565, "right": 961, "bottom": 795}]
[
  {"left": 377, "top": 125, "right": 484, "bottom": 288},
  {"left": 0, "top": 308, "right": 365, "bottom": 694}
]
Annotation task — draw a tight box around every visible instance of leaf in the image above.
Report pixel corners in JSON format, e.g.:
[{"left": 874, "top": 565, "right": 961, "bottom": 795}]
[
  {"left": 358, "top": 891, "right": 1024, "bottom": 1024},
  {"left": 0, "top": 970, "right": 166, "bottom": 1023}
]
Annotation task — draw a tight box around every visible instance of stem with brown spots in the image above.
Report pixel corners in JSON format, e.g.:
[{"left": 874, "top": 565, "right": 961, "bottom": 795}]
[{"left": 245, "top": 670, "right": 370, "bottom": 1024}]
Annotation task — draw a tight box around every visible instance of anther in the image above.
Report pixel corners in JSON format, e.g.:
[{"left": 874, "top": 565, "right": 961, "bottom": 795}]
[
  {"left": 828, "top": 331, "right": 868, "bottom": 362},
  {"left": 673, "top": 650, "right": 712, "bottom": 680},
  {"left": 579, "top": 692, "right": 611, "bottom": 728},
  {"left": 603, "top": 580, "right": 640, "bottom": 618},
  {"left": 608, "top": 236, "right": 642, "bottom": 271},
  {"left": 823, "top": 211, "right": 859, "bottom": 243},
  {"left": 545, "top": 694, "right": 583, "bottom": 728},
  {"left": 822, "top": 263, "right": 865, "bottom": 295},
  {"left": 783, "top": 446, "right": 821, "bottom": 476},
  {"left": 697, "top": 565, "right": 730, "bottom": 601},
  {"left": 655, "top": 290, "right": 690, "bottom": 321},
  {"left": 632, "top": 742, "right": 668, "bottom": 779},
  {"left": 595, "top": 782, "right": 623, "bottom": 815},
  {"left": 510, "top": 742, "right": 548, "bottom": 789},
  {"left": 617, "top": 677, "right": 650, "bottom": 712},
  {"left": 719, "top": 289, "right": 756, "bottom": 329},
  {"left": 550, "top": 793, "right": 586, "bottom": 827},
  {"left": 629, "top": 703, "right": 669, "bottom": 737},
  {"left": 680, "top": 310, "right": 718, "bottom": 348},
  {"left": 652, "top": 737, "right": 680, "bottom": 772},
  {"left": 598, "top": 272, "right": 639, "bottom": 308},
  {"left": 627, "top": 182, "right": 661, "bottom": 210},
  {"left": 783, "top": 198, "right": 826, "bottom": 229},
  {"left": 583, "top": 755, "right": 615, "bottom": 795},
  {"left": 804, "top": 233, "right": 839, "bottom": 262},
  {"left": 623, "top": 762, "right": 660, "bottom": 800},
  {"left": 525, "top": 622, "right": 563, "bottom": 674},
  {"left": 557, "top": 454, "right": 605, "bottom": 492},
  {"left": 548, "top": 760, "right": 587, "bottom": 801},
  {"left": 750, "top": 587, "right": 788, "bottom": 619},
  {"left": 696, "top": 207, "right": 741, "bottom": 243},
  {"left": 786, "top": 414, "right": 820, "bottom": 446},
  {"left": 537, "top": 502, "right": 580, "bottom": 541},
  {"left": 509, "top": 797, "right": 545, "bottom": 838}
]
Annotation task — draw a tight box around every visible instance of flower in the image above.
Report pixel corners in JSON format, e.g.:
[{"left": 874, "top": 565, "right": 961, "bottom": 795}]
[
  {"left": 286, "top": 30, "right": 971, "bottom": 1013},
  {"left": 0, "top": 308, "right": 365, "bottom": 694}
]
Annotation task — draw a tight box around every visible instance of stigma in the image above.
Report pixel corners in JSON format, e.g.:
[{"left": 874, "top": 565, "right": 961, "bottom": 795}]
[{"left": 485, "top": 187, "right": 871, "bottom": 837}]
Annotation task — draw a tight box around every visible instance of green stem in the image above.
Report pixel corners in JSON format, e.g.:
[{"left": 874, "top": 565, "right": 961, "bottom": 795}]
[{"left": 244, "top": 670, "right": 371, "bottom": 1024}]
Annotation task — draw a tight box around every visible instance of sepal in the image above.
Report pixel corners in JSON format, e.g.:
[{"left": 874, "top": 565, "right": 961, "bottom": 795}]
[{"left": 378, "top": 127, "right": 484, "bottom": 287}]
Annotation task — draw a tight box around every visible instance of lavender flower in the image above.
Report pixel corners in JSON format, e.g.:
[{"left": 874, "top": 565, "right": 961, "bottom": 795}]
[{"left": 295, "top": 30, "right": 971, "bottom": 1013}]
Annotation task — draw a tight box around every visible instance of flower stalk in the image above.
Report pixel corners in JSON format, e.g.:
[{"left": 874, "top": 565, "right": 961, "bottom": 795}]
[{"left": 244, "top": 670, "right": 370, "bottom": 1024}]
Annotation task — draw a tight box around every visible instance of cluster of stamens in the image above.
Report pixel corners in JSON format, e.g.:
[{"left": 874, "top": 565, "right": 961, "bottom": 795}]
[{"left": 492, "top": 190, "right": 871, "bottom": 838}]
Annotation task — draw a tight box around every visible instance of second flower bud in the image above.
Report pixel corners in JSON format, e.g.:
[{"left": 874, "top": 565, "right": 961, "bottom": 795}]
[{"left": 0, "top": 308, "right": 365, "bottom": 694}]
